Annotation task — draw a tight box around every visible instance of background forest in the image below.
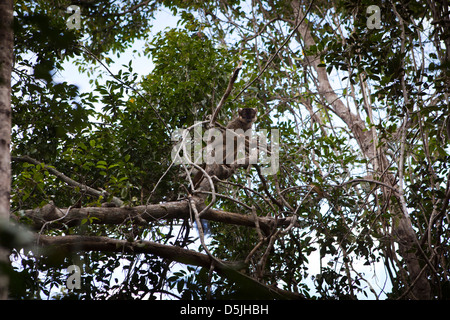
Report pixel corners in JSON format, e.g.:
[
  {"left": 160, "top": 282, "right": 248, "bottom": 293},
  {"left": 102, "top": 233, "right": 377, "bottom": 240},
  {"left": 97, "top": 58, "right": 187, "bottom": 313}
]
[{"left": 0, "top": 0, "right": 449, "bottom": 300}]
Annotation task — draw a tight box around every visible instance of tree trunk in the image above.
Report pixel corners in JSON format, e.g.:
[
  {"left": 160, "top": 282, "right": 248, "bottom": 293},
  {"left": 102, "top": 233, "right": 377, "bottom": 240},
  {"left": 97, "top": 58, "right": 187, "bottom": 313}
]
[
  {"left": 0, "top": 0, "right": 14, "bottom": 300},
  {"left": 290, "top": 1, "right": 431, "bottom": 299}
]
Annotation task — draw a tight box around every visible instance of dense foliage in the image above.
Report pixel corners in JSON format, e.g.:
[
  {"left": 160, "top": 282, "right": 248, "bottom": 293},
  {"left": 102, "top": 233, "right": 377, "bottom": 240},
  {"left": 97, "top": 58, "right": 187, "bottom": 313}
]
[{"left": 7, "top": 0, "right": 450, "bottom": 299}]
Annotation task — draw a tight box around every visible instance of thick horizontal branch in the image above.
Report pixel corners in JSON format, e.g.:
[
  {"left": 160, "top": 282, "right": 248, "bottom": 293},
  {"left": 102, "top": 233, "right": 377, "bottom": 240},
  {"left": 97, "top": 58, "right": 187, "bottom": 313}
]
[
  {"left": 37, "top": 234, "right": 213, "bottom": 269},
  {"left": 14, "top": 201, "right": 297, "bottom": 233},
  {"left": 35, "top": 234, "right": 304, "bottom": 299}
]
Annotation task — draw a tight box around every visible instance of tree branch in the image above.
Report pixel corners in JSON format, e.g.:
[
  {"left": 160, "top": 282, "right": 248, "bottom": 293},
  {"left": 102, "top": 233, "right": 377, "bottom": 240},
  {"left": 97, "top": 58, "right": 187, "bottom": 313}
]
[
  {"left": 13, "top": 201, "right": 297, "bottom": 233},
  {"left": 232, "top": 0, "right": 313, "bottom": 102},
  {"left": 12, "top": 156, "right": 123, "bottom": 207},
  {"left": 290, "top": 1, "right": 375, "bottom": 160},
  {"left": 35, "top": 234, "right": 304, "bottom": 299},
  {"left": 209, "top": 62, "right": 243, "bottom": 126}
]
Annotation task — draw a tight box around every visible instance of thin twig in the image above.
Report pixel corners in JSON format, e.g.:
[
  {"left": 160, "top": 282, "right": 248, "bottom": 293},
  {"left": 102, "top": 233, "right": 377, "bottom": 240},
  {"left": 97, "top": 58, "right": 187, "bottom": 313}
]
[
  {"left": 338, "top": 178, "right": 400, "bottom": 196},
  {"left": 232, "top": 0, "right": 314, "bottom": 102},
  {"left": 189, "top": 196, "right": 220, "bottom": 267},
  {"left": 77, "top": 44, "right": 170, "bottom": 134},
  {"left": 12, "top": 156, "right": 123, "bottom": 206}
]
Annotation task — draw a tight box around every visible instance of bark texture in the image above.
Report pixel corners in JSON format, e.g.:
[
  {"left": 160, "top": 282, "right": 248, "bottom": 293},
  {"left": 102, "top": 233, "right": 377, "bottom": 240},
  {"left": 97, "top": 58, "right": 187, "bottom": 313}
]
[
  {"left": 15, "top": 202, "right": 296, "bottom": 234},
  {"left": 0, "top": 0, "right": 14, "bottom": 301}
]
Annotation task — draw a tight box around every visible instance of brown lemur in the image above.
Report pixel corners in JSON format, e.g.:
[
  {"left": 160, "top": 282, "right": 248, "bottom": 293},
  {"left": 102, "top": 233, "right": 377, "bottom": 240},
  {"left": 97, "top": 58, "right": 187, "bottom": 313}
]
[
  {"left": 192, "top": 107, "right": 258, "bottom": 188},
  {"left": 226, "top": 107, "right": 258, "bottom": 132}
]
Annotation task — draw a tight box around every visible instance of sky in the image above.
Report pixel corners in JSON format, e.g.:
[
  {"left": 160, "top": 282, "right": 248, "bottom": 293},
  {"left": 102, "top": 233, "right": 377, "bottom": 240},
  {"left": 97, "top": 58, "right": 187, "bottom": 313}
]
[{"left": 57, "top": 8, "right": 180, "bottom": 95}]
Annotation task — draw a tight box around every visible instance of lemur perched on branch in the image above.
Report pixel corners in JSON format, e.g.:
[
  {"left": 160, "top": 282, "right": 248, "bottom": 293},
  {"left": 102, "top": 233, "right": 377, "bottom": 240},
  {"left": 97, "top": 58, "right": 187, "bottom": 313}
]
[{"left": 192, "top": 108, "right": 258, "bottom": 188}]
